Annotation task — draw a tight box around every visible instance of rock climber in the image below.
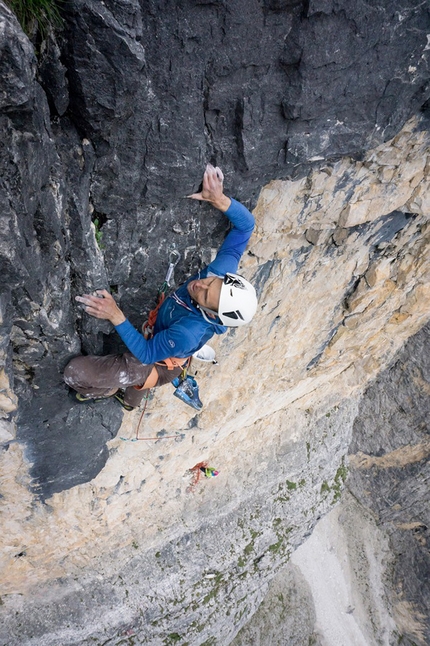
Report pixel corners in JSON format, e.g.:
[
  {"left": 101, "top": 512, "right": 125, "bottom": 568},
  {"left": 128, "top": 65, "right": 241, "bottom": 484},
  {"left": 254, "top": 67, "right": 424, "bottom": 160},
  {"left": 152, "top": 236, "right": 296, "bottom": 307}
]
[{"left": 64, "top": 164, "right": 258, "bottom": 410}]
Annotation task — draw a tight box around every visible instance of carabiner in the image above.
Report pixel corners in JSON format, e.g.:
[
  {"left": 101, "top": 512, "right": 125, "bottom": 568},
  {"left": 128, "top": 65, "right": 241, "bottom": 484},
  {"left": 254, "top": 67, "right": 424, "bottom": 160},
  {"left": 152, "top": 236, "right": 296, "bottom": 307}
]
[
  {"left": 169, "top": 249, "right": 181, "bottom": 266},
  {"left": 165, "top": 249, "right": 181, "bottom": 286}
]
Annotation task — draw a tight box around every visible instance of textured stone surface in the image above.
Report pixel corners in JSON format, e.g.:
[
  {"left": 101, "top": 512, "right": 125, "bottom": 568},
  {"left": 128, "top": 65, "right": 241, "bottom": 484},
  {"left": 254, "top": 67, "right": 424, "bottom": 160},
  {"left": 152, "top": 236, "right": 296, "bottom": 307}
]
[
  {"left": 60, "top": 0, "right": 430, "bottom": 210},
  {"left": 1, "top": 117, "right": 429, "bottom": 642},
  {"left": 291, "top": 491, "right": 396, "bottom": 646},
  {"left": 0, "top": 400, "right": 356, "bottom": 645},
  {"left": 0, "top": 2, "right": 124, "bottom": 496},
  {"left": 1, "top": 1, "right": 430, "bottom": 644},
  {"left": 348, "top": 323, "right": 430, "bottom": 646},
  {"left": 0, "top": 0, "right": 429, "bottom": 497},
  {"left": 232, "top": 491, "right": 396, "bottom": 646},
  {"left": 238, "top": 325, "right": 429, "bottom": 646},
  {"left": 231, "top": 563, "right": 320, "bottom": 646}
]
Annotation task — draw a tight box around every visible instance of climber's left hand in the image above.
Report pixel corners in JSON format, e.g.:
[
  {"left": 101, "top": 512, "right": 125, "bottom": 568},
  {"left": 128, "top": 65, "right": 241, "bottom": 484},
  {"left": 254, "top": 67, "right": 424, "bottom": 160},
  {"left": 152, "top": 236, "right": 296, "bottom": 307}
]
[{"left": 76, "top": 290, "right": 126, "bottom": 326}]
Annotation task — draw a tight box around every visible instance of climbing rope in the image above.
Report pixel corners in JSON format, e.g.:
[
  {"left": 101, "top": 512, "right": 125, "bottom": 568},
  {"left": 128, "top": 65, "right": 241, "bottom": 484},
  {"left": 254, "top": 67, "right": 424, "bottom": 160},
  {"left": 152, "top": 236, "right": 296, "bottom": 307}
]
[
  {"left": 122, "top": 249, "right": 182, "bottom": 441},
  {"left": 143, "top": 249, "right": 180, "bottom": 340},
  {"left": 120, "top": 393, "right": 185, "bottom": 442}
]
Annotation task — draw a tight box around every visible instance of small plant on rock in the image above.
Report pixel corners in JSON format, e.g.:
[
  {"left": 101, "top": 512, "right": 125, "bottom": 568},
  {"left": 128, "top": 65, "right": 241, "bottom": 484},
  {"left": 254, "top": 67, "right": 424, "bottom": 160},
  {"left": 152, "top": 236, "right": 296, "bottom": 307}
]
[
  {"left": 5, "top": 0, "right": 63, "bottom": 37},
  {"left": 93, "top": 217, "right": 104, "bottom": 249}
]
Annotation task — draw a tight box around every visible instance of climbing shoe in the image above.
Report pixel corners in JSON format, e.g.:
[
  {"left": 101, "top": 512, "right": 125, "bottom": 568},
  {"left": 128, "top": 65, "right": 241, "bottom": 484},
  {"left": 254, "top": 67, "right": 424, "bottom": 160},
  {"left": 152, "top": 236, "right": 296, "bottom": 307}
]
[
  {"left": 172, "top": 375, "right": 203, "bottom": 411},
  {"left": 72, "top": 391, "right": 111, "bottom": 404},
  {"left": 113, "top": 391, "right": 135, "bottom": 412}
]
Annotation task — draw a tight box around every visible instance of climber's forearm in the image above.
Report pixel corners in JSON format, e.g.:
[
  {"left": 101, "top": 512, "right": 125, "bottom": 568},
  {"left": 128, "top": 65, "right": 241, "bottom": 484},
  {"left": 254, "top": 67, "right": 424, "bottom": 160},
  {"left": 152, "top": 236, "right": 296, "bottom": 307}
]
[{"left": 209, "top": 194, "right": 231, "bottom": 213}]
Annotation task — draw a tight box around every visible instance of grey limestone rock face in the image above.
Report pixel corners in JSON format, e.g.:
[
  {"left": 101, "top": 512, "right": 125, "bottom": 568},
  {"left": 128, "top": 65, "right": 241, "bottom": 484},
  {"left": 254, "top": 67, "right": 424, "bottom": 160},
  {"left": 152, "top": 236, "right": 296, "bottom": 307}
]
[
  {"left": 1, "top": 0, "right": 429, "bottom": 496},
  {"left": 61, "top": 0, "right": 430, "bottom": 208},
  {"left": 230, "top": 563, "right": 321, "bottom": 646},
  {"left": 228, "top": 326, "right": 430, "bottom": 646},
  {"left": 1, "top": 397, "right": 356, "bottom": 646},
  {"left": 0, "top": 2, "right": 123, "bottom": 496},
  {"left": 0, "top": 1, "right": 430, "bottom": 644},
  {"left": 348, "top": 323, "right": 430, "bottom": 646},
  {"left": 1, "top": 0, "right": 430, "bottom": 497}
]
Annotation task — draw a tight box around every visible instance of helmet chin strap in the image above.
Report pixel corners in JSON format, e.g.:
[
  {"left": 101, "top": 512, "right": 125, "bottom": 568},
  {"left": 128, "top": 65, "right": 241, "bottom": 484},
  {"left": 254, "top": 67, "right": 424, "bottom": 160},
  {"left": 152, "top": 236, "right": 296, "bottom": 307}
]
[{"left": 196, "top": 303, "right": 220, "bottom": 325}]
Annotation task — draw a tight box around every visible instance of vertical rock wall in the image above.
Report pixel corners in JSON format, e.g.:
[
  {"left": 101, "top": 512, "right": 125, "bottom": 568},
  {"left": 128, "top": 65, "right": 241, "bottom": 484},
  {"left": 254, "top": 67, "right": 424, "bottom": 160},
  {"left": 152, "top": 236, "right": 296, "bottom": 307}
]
[
  {"left": 348, "top": 323, "right": 430, "bottom": 646},
  {"left": 235, "top": 324, "right": 430, "bottom": 646},
  {"left": 1, "top": 114, "right": 429, "bottom": 644},
  {"left": 1, "top": 0, "right": 430, "bottom": 496},
  {"left": 0, "top": 1, "right": 430, "bottom": 644}
]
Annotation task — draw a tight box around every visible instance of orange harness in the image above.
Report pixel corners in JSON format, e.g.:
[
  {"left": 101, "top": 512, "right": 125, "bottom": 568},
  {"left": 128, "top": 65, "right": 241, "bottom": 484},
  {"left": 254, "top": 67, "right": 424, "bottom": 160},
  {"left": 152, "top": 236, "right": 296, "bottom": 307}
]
[
  {"left": 134, "top": 356, "right": 190, "bottom": 391},
  {"left": 135, "top": 287, "right": 191, "bottom": 391}
]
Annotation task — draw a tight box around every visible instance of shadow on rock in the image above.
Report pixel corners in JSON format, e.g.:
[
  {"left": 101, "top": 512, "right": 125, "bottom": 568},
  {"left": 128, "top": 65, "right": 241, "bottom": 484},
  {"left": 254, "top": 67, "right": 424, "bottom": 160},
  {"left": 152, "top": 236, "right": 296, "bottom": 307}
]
[{"left": 16, "top": 383, "right": 123, "bottom": 501}]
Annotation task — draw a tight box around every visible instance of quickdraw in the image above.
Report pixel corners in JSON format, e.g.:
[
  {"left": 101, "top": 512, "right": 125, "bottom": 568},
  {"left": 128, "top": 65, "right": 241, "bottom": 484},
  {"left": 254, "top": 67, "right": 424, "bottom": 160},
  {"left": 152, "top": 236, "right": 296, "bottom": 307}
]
[
  {"left": 143, "top": 249, "right": 181, "bottom": 340},
  {"left": 130, "top": 249, "right": 194, "bottom": 440},
  {"left": 123, "top": 248, "right": 206, "bottom": 445}
]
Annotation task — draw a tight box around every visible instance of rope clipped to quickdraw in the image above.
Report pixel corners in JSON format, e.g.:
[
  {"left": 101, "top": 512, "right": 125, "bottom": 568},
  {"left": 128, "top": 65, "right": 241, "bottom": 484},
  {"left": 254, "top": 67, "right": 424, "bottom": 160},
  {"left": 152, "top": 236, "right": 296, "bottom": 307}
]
[
  {"left": 119, "top": 388, "right": 187, "bottom": 442},
  {"left": 143, "top": 249, "right": 181, "bottom": 340},
  {"left": 120, "top": 391, "right": 185, "bottom": 442},
  {"left": 131, "top": 249, "right": 181, "bottom": 439},
  {"left": 134, "top": 391, "right": 152, "bottom": 439}
]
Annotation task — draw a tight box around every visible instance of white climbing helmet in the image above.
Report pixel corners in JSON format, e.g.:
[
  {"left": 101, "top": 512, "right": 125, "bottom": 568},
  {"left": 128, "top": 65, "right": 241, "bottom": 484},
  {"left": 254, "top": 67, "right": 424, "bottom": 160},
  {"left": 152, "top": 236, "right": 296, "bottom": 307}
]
[{"left": 217, "top": 273, "right": 258, "bottom": 327}]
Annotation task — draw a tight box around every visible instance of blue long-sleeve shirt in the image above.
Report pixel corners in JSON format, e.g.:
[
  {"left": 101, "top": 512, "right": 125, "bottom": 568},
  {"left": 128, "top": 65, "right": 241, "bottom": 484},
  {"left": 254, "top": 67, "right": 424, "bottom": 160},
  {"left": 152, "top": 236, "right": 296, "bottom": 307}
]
[{"left": 114, "top": 198, "right": 254, "bottom": 364}]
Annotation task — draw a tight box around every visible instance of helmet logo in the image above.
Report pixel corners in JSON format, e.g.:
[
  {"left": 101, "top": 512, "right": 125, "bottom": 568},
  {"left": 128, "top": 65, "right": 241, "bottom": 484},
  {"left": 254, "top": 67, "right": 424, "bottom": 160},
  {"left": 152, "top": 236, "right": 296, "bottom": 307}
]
[
  {"left": 222, "top": 310, "right": 244, "bottom": 321},
  {"left": 224, "top": 274, "right": 245, "bottom": 289}
]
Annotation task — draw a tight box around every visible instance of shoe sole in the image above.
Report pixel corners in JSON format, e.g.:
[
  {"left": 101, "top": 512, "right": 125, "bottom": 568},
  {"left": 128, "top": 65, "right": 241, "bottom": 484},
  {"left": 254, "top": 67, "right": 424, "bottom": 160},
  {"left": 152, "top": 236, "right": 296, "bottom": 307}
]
[
  {"left": 113, "top": 394, "right": 134, "bottom": 411},
  {"left": 69, "top": 390, "right": 112, "bottom": 404}
]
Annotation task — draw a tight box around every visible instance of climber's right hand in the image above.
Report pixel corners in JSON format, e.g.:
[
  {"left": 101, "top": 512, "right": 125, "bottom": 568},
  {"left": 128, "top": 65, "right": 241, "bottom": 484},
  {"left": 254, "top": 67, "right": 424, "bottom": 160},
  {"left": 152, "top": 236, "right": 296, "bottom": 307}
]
[{"left": 187, "top": 163, "right": 231, "bottom": 212}]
